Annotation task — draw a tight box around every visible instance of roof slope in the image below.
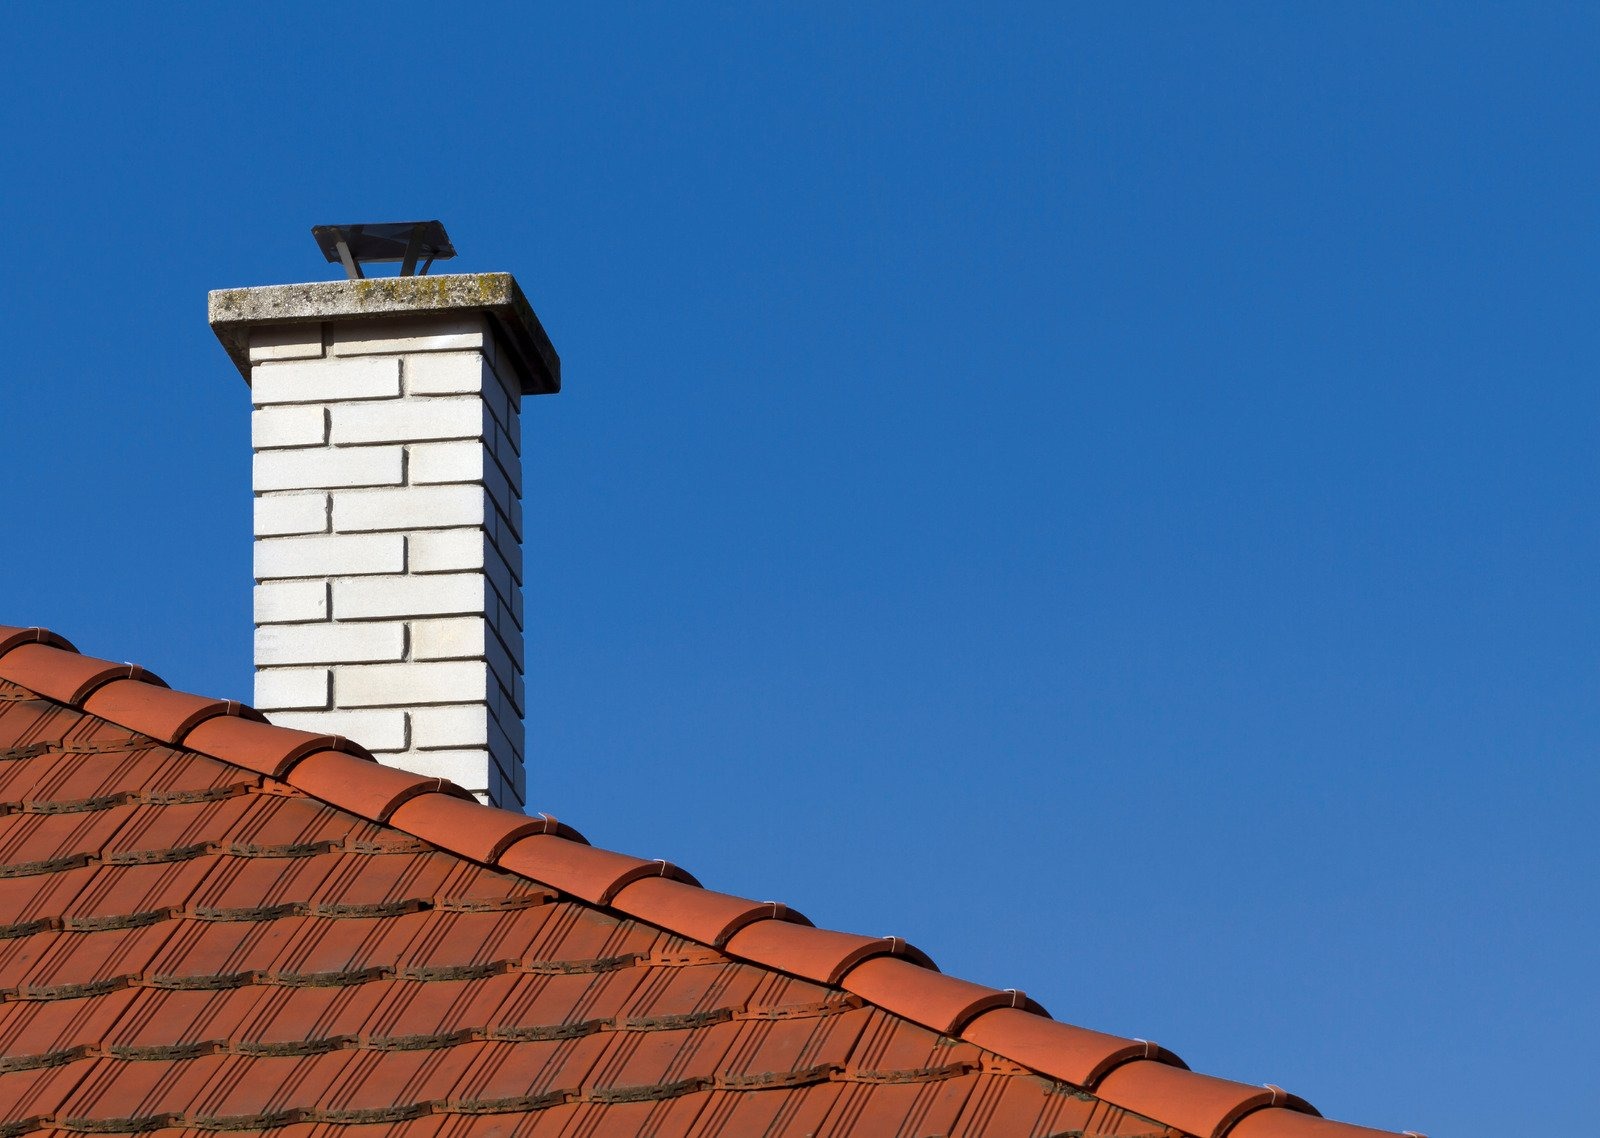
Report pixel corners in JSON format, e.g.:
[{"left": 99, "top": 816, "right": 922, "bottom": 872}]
[{"left": 0, "top": 626, "right": 1405, "bottom": 1138}]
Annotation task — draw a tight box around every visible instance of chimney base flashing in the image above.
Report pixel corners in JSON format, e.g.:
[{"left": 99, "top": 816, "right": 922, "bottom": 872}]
[{"left": 209, "top": 272, "right": 559, "bottom": 396}]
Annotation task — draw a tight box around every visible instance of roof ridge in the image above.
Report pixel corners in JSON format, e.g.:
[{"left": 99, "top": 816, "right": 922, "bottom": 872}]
[{"left": 0, "top": 624, "right": 1416, "bottom": 1138}]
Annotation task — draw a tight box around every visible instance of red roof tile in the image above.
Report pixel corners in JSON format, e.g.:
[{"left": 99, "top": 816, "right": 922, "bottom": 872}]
[{"left": 0, "top": 627, "right": 1417, "bottom": 1138}]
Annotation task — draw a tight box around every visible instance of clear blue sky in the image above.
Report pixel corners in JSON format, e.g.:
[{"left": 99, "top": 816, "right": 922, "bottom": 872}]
[{"left": 3, "top": 6, "right": 1595, "bottom": 1135}]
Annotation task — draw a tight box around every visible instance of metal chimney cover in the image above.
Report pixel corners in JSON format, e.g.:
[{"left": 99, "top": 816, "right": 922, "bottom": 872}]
[{"left": 312, "top": 221, "right": 456, "bottom": 280}]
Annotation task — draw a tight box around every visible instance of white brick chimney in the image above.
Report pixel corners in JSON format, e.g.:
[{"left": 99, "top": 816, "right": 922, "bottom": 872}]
[{"left": 210, "top": 275, "right": 559, "bottom": 808}]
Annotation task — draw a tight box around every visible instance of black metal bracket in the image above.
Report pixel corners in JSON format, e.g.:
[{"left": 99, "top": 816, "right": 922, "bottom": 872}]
[{"left": 312, "top": 221, "right": 456, "bottom": 280}]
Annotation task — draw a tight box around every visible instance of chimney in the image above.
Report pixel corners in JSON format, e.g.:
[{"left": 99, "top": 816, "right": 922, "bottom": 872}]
[{"left": 209, "top": 246, "right": 559, "bottom": 809}]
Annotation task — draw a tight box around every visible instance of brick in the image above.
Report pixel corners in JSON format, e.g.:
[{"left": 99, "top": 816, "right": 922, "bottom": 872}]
[
  {"left": 408, "top": 528, "right": 486, "bottom": 574},
  {"left": 482, "top": 634, "right": 520, "bottom": 691},
  {"left": 328, "top": 314, "right": 487, "bottom": 357},
  {"left": 254, "top": 446, "right": 403, "bottom": 492},
  {"left": 255, "top": 622, "right": 406, "bottom": 666},
  {"left": 409, "top": 527, "right": 517, "bottom": 595},
  {"left": 491, "top": 421, "right": 520, "bottom": 472},
  {"left": 493, "top": 594, "right": 522, "bottom": 646},
  {"left": 248, "top": 323, "right": 323, "bottom": 362},
  {"left": 411, "top": 704, "right": 490, "bottom": 750},
  {"left": 408, "top": 440, "right": 487, "bottom": 485},
  {"left": 331, "top": 573, "right": 486, "bottom": 620},
  {"left": 332, "top": 484, "right": 485, "bottom": 532},
  {"left": 419, "top": 615, "right": 516, "bottom": 670},
  {"left": 489, "top": 685, "right": 520, "bottom": 737},
  {"left": 384, "top": 748, "right": 491, "bottom": 792},
  {"left": 254, "top": 580, "right": 329, "bottom": 624},
  {"left": 253, "top": 667, "right": 331, "bottom": 710},
  {"left": 329, "top": 397, "right": 485, "bottom": 445},
  {"left": 491, "top": 428, "right": 523, "bottom": 495},
  {"left": 252, "top": 356, "right": 401, "bottom": 404},
  {"left": 485, "top": 353, "right": 522, "bottom": 406},
  {"left": 485, "top": 532, "right": 520, "bottom": 593},
  {"left": 252, "top": 405, "right": 328, "bottom": 449},
  {"left": 254, "top": 493, "right": 329, "bottom": 537},
  {"left": 489, "top": 763, "right": 524, "bottom": 810},
  {"left": 332, "top": 661, "right": 489, "bottom": 707},
  {"left": 406, "top": 351, "right": 491, "bottom": 395},
  {"left": 255, "top": 533, "right": 405, "bottom": 579},
  {"left": 489, "top": 711, "right": 525, "bottom": 764},
  {"left": 410, "top": 617, "right": 486, "bottom": 660},
  {"left": 482, "top": 455, "right": 516, "bottom": 520},
  {"left": 406, "top": 441, "right": 512, "bottom": 528},
  {"left": 268, "top": 708, "right": 408, "bottom": 752}
]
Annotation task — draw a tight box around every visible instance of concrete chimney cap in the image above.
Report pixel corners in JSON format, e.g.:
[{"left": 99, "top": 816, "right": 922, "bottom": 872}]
[{"left": 208, "top": 272, "right": 560, "bottom": 396}]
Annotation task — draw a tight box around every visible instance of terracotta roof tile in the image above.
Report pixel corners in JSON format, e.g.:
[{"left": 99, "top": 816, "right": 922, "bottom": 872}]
[
  {"left": 0, "top": 642, "right": 163, "bottom": 705},
  {"left": 962, "top": 1005, "right": 1185, "bottom": 1087},
  {"left": 497, "top": 832, "right": 699, "bottom": 904},
  {"left": 1230, "top": 1108, "right": 1415, "bottom": 1138},
  {"left": 287, "top": 750, "right": 475, "bottom": 821},
  {"left": 81, "top": 677, "right": 265, "bottom": 745},
  {"left": 722, "top": 919, "right": 935, "bottom": 985},
  {"left": 386, "top": 794, "right": 579, "bottom": 863},
  {"left": 1096, "top": 1061, "right": 1317, "bottom": 1138},
  {"left": 608, "top": 875, "right": 809, "bottom": 947},
  {"left": 839, "top": 954, "right": 1041, "bottom": 1035},
  {"left": 182, "top": 714, "right": 373, "bottom": 778},
  {"left": 0, "top": 625, "right": 77, "bottom": 658},
  {"left": 0, "top": 633, "right": 1415, "bottom": 1138}
]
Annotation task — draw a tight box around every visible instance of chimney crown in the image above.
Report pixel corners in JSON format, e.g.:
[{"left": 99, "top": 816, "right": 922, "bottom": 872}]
[{"left": 210, "top": 272, "right": 560, "bottom": 394}]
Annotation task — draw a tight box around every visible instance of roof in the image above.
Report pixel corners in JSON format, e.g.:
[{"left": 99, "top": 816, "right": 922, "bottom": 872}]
[{"left": 0, "top": 625, "right": 1406, "bottom": 1138}]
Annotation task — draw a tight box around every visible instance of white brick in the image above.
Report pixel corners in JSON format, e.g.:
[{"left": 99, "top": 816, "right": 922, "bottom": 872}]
[
  {"left": 252, "top": 405, "right": 328, "bottom": 449},
  {"left": 333, "top": 661, "right": 488, "bottom": 707},
  {"left": 493, "top": 429, "right": 523, "bottom": 494},
  {"left": 485, "top": 352, "right": 522, "bottom": 406},
  {"left": 406, "top": 352, "right": 491, "bottom": 395},
  {"left": 490, "top": 685, "right": 520, "bottom": 735},
  {"left": 329, "top": 397, "right": 485, "bottom": 445},
  {"left": 256, "top": 622, "right": 406, "bottom": 665},
  {"left": 255, "top": 533, "right": 405, "bottom": 579},
  {"left": 497, "top": 529, "right": 523, "bottom": 582},
  {"left": 411, "top": 704, "right": 489, "bottom": 750},
  {"left": 253, "top": 667, "right": 331, "bottom": 710},
  {"left": 254, "top": 580, "right": 329, "bottom": 624},
  {"left": 489, "top": 764, "right": 524, "bottom": 809},
  {"left": 408, "top": 528, "right": 486, "bottom": 574},
  {"left": 487, "top": 634, "right": 521, "bottom": 688},
  {"left": 249, "top": 323, "right": 323, "bottom": 362},
  {"left": 252, "top": 356, "right": 401, "bottom": 404},
  {"left": 406, "top": 443, "right": 517, "bottom": 528},
  {"left": 328, "top": 314, "right": 487, "bottom": 357},
  {"left": 385, "top": 748, "right": 491, "bottom": 790},
  {"left": 489, "top": 711, "right": 524, "bottom": 764},
  {"left": 411, "top": 617, "right": 486, "bottom": 660},
  {"left": 268, "top": 708, "right": 408, "bottom": 752},
  {"left": 493, "top": 594, "right": 522, "bottom": 645},
  {"left": 332, "top": 573, "right": 486, "bottom": 620},
  {"left": 254, "top": 446, "right": 403, "bottom": 492},
  {"left": 332, "top": 484, "right": 485, "bottom": 532},
  {"left": 487, "top": 510, "right": 520, "bottom": 563},
  {"left": 478, "top": 450, "right": 514, "bottom": 510},
  {"left": 480, "top": 378, "right": 514, "bottom": 438},
  {"left": 253, "top": 493, "right": 329, "bottom": 537},
  {"left": 491, "top": 421, "right": 520, "bottom": 471},
  {"left": 408, "top": 440, "right": 486, "bottom": 485}
]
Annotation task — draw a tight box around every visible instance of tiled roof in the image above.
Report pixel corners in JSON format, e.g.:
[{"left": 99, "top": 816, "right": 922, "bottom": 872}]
[{"left": 0, "top": 626, "right": 1407, "bottom": 1138}]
